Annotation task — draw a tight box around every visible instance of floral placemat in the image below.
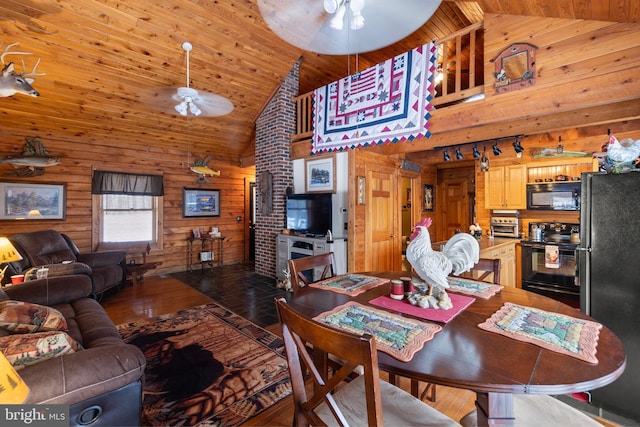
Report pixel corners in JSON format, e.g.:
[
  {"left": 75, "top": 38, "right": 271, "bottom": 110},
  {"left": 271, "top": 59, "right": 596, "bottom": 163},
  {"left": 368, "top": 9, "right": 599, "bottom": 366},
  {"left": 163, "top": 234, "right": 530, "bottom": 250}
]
[
  {"left": 314, "top": 301, "right": 441, "bottom": 362},
  {"left": 447, "top": 276, "right": 503, "bottom": 299},
  {"left": 478, "top": 303, "right": 602, "bottom": 364},
  {"left": 309, "top": 274, "right": 389, "bottom": 296},
  {"left": 369, "top": 292, "right": 475, "bottom": 324}
]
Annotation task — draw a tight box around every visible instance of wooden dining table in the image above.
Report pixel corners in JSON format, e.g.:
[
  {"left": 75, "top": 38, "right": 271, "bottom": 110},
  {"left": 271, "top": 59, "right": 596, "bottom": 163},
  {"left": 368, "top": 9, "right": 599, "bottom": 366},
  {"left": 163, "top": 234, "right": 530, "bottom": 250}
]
[{"left": 287, "top": 272, "right": 626, "bottom": 426}]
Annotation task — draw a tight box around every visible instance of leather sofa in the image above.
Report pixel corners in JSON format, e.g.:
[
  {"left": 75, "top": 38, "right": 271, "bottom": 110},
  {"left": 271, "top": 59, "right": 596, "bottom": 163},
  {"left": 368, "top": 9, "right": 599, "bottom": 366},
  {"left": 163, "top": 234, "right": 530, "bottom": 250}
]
[
  {"left": 7, "top": 230, "right": 126, "bottom": 299},
  {"left": 1, "top": 274, "right": 146, "bottom": 426}
]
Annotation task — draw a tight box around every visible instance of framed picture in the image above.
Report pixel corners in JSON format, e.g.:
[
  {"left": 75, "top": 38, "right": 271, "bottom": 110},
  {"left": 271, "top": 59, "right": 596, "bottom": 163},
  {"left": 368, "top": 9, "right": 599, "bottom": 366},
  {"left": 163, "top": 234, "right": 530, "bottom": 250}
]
[
  {"left": 183, "top": 188, "right": 220, "bottom": 217},
  {"left": 0, "top": 182, "right": 66, "bottom": 220},
  {"left": 305, "top": 156, "right": 335, "bottom": 193},
  {"left": 423, "top": 184, "right": 434, "bottom": 212}
]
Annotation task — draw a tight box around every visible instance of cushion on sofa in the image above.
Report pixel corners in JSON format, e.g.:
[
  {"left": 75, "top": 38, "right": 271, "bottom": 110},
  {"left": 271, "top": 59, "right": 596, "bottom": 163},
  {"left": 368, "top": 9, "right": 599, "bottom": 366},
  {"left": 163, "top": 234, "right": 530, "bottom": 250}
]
[
  {"left": 0, "top": 330, "right": 82, "bottom": 370},
  {"left": 0, "top": 300, "right": 68, "bottom": 333}
]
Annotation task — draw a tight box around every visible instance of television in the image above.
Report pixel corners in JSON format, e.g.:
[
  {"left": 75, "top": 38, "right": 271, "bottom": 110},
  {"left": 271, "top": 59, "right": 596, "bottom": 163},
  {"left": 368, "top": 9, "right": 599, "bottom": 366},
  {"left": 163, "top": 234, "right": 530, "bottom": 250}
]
[{"left": 286, "top": 193, "right": 332, "bottom": 237}]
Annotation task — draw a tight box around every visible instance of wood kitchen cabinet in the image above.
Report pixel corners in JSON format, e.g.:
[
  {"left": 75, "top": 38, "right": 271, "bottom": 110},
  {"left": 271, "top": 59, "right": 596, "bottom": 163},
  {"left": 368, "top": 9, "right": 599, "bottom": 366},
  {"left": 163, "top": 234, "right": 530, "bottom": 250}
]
[
  {"left": 484, "top": 165, "right": 526, "bottom": 209},
  {"left": 480, "top": 241, "right": 517, "bottom": 287}
]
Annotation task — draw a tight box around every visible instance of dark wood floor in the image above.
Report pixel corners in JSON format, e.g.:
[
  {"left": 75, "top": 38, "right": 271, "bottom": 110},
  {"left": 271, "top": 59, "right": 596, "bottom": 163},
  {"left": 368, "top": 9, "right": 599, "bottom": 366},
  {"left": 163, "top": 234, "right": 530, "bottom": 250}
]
[{"left": 100, "top": 265, "right": 620, "bottom": 427}]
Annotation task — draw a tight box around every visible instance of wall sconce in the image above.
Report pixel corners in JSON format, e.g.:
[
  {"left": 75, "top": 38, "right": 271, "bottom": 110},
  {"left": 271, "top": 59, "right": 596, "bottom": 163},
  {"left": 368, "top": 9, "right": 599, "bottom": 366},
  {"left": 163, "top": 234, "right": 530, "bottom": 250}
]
[
  {"left": 455, "top": 146, "right": 464, "bottom": 160},
  {"left": 443, "top": 149, "right": 451, "bottom": 161},
  {"left": 492, "top": 140, "right": 502, "bottom": 156},
  {"left": 512, "top": 136, "right": 524, "bottom": 158},
  {"left": 480, "top": 147, "right": 490, "bottom": 172},
  {"left": 472, "top": 145, "right": 481, "bottom": 159}
]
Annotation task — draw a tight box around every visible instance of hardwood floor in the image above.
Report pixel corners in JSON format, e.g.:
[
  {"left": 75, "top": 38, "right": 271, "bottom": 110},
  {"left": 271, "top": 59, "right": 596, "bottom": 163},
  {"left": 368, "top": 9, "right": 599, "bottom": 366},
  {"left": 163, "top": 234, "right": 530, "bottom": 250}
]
[{"left": 100, "top": 271, "right": 620, "bottom": 427}]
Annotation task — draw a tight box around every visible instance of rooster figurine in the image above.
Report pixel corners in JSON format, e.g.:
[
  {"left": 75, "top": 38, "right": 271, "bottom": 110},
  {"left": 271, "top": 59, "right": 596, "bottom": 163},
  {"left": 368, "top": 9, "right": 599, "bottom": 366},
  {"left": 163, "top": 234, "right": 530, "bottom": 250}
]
[{"left": 405, "top": 217, "right": 480, "bottom": 309}]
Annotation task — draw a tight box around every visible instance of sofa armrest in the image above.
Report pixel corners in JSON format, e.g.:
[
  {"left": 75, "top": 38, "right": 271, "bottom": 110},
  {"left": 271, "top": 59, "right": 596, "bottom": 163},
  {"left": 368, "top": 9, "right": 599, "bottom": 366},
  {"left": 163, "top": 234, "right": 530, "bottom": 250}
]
[
  {"left": 23, "top": 262, "right": 93, "bottom": 281},
  {"left": 3, "top": 275, "right": 93, "bottom": 305},
  {"left": 78, "top": 250, "right": 126, "bottom": 269},
  {"left": 21, "top": 344, "right": 146, "bottom": 405}
]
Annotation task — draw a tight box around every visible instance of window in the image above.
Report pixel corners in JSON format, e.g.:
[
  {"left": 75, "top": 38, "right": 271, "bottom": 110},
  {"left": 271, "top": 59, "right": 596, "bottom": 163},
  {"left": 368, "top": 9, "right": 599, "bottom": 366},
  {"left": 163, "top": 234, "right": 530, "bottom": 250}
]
[{"left": 91, "top": 171, "right": 164, "bottom": 249}]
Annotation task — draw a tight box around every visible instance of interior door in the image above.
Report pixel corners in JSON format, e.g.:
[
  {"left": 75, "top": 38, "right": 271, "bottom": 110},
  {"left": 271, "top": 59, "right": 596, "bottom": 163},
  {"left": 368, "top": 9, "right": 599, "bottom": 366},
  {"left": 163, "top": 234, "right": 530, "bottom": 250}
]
[
  {"left": 365, "top": 167, "right": 398, "bottom": 271},
  {"left": 437, "top": 167, "right": 474, "bottom": 240}
]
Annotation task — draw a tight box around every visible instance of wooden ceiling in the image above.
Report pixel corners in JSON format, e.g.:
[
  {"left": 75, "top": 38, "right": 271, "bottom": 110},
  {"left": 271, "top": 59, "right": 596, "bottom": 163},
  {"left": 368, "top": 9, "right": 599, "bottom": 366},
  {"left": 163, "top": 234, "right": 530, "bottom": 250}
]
[{"left": 0, "top": 1, "right": 637, "bottom": 166}]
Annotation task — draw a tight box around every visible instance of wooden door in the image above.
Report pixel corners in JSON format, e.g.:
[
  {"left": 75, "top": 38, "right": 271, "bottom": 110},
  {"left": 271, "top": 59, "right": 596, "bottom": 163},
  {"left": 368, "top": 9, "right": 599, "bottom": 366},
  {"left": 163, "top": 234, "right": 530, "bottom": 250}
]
[
  {"left": 365, "top": 167, "right": 397, "bottom": 271},
  {"left": 437, "top": 166, "right": 475, "bottom": 241}
]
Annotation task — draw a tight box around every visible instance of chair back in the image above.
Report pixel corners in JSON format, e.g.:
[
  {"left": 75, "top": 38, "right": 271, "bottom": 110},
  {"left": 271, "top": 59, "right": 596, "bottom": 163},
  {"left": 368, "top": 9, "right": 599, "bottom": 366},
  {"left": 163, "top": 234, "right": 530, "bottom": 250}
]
[
  {"left": 275, "top": 297, "right": 383, "bottom": 426},
  {"left": 461, "top": 257, "right": 501, "bottom": 284},
  {"left": 288, "top": 252, "right": 336, "bottom": 293}
]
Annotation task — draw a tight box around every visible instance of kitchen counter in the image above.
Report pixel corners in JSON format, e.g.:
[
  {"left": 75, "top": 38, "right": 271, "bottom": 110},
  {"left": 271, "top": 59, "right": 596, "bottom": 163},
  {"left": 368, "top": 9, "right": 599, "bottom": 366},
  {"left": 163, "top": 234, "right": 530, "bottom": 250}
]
[{"left": 432, "top": 236, "right": 519, "bottom": 251}]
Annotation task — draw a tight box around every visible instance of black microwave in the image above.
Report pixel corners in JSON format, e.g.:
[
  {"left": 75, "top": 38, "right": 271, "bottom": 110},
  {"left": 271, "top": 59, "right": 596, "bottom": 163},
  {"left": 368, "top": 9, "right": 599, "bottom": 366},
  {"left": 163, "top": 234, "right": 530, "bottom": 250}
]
[{"left": 526, "top": 181, "right": 581, "bottom": 211}]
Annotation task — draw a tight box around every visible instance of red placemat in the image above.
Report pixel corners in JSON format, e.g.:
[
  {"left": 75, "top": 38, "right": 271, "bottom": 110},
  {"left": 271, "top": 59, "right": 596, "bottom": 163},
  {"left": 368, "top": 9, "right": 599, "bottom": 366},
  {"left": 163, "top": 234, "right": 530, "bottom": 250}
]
[
  {"left": 369, "top": 292, "right": 475, "bottom": 324},
  {"left": 308, "top": 274, "right": 388, "bottom": 296},
  {"left": 478, "top": 303, "right": 602, "bottom": 364},
  {"left": 314, "top": 301, "right": 442, "bottom": 362}
]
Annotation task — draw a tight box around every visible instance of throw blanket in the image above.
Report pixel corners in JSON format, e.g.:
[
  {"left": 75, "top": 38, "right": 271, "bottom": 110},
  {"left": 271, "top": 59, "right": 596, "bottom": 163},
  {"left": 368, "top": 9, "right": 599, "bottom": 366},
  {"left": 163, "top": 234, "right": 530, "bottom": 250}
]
[{"left": 312, "top": 42, "right": 436, "bottom": 154}]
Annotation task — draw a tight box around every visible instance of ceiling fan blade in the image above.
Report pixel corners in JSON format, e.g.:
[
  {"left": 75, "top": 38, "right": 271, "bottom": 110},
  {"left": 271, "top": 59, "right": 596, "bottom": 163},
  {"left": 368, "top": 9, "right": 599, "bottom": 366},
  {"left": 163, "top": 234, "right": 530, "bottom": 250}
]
[{"left": 145, "top": 86, "right": 234, "bottom": 117}]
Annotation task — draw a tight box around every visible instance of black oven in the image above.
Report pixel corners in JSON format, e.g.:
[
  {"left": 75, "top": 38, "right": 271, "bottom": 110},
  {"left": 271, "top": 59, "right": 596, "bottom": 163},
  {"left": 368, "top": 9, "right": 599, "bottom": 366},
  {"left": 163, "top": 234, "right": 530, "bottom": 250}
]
[{"left": 521, "top": 222, "right": 580, "bottom": 308}]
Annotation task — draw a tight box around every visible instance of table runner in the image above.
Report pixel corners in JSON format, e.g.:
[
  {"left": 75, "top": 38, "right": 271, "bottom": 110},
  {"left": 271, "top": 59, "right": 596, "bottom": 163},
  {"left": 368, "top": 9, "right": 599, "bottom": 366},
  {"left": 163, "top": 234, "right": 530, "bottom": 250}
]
[
  {"left": 309, "top": 274, "right": 388, "bottom": 296},
  {"left": 447, "top": 276, "right": 503, "bottom": 299},
  {"left": 314, "top": 301, "right": 441, "bottom": 362},
  {"left": 478, "top": 303, "right": 602, "bottom": 364},
  {"left": 369, "top": 292, "right": 475, "bottom": 324}
]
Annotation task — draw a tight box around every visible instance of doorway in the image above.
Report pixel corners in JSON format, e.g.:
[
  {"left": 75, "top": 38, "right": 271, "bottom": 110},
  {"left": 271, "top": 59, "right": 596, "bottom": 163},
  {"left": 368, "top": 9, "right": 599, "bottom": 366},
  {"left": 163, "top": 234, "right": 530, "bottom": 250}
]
[
  {"left": 436, "top": 166, "right": 475, "bottom": 240},
  {"left": 249, "top": 182, "right": 256, "bottom": 261}
]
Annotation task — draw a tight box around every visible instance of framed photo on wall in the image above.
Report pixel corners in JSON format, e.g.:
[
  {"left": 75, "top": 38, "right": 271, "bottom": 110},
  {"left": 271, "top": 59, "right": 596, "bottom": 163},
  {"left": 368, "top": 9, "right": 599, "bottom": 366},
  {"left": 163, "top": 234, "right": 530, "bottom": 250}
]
[
  {"left": 183, "top": 188, "right": 220, "bottom": 217},
  {"left": 305, "top": 156, "right": 335, "bottom": 193},
  {"left": 0, "top": 182, "right": 66, "bottom": 220},
  {"left": 423, "top": 184, "right": 434, "bottom": 212}
]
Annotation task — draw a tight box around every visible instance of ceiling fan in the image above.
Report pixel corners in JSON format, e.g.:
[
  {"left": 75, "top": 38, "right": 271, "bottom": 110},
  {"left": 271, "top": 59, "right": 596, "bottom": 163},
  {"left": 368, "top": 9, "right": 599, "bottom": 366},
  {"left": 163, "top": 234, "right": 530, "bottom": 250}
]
[
  {"left": 154, "top": 42, "right": 234, "bottom": 117},
  {"left": 258, "top": 0, "right": 442, "bottom": 55}
]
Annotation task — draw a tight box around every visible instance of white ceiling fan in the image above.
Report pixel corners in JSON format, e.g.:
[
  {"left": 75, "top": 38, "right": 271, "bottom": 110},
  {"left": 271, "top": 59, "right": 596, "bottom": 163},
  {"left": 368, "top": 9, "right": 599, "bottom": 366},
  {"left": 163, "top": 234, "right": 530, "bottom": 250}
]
[{"left": 154, "top": 42, "right": 234, "bottom": 117}]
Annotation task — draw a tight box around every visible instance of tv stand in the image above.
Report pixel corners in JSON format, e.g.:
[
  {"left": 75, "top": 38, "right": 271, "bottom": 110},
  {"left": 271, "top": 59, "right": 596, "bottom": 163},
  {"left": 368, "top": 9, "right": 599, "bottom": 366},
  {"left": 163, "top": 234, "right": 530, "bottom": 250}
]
[{"left": 276, "top": 234, "right": 347, "bottom": 280}]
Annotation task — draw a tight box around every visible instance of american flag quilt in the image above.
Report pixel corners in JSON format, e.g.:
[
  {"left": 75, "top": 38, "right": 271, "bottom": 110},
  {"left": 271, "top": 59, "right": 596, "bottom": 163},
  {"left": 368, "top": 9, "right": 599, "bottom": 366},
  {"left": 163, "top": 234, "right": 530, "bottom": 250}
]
[{"left": 311, "top": 42, "right": 436, "bottom": 154}]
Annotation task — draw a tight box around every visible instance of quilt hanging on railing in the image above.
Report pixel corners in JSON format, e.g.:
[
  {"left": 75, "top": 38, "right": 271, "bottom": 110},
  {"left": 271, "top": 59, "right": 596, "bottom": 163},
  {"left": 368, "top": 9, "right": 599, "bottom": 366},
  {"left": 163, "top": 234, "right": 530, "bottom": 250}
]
[{"left": 311, "top": 42, "right": 436, "bottom": 154}]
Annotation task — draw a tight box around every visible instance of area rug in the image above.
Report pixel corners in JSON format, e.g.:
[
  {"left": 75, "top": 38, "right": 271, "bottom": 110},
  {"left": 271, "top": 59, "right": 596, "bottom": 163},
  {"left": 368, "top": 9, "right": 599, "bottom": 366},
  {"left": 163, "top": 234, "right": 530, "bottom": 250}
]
[
  {"left": 309, "top": 273, "right": 389, "bottom": 296},
  {"left": 314, "top": 301, "right": 441, "bottom": 362},
  {"left": 116, "top": 302, "right": 291, "bottom": 426},
  {"left": 478, "top": 303, "right": 602, "bottom": 364}
]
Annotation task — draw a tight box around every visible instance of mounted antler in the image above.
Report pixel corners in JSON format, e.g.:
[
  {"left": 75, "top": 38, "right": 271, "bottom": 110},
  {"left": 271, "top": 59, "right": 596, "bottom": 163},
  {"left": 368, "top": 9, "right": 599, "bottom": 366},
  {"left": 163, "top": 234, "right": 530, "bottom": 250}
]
[{"left": 0, "top": 42, "right": 45, "bottom": 97}]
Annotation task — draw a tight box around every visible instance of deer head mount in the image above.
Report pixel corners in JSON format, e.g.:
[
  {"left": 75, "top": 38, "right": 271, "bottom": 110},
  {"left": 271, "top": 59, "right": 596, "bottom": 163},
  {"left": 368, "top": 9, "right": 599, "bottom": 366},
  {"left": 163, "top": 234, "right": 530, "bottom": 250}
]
[{"left": 1, "top": 42, "right": 45, "bottom": 97}]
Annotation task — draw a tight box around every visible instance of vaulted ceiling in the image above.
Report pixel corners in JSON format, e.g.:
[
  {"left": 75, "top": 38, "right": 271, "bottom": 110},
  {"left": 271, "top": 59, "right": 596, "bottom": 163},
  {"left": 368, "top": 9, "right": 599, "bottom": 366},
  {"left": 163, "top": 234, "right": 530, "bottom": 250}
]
[{"left": 0, "top": 1, "right": 637, "bottom": 166}]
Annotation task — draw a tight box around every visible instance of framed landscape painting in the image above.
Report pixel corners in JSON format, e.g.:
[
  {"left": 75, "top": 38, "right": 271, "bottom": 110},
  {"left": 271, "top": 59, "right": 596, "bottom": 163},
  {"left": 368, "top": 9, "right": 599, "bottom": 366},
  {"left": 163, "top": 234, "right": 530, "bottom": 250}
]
[
  {"left": 0, "top": 182, "right": 66, "bottom": 220},
  {"left": 183, "top": 188, "right": 220, "bottom": 217},
  {"left": 305, "top": 156, "right": 335, "bottom": 193}
]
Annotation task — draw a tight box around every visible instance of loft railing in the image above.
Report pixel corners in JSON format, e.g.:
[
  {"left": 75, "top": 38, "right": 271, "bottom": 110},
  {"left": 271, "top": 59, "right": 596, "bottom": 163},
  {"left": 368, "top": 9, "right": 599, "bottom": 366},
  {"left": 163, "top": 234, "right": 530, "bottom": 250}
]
[{"left": 291, "top": 22, "right": 484, "bottom": 143}]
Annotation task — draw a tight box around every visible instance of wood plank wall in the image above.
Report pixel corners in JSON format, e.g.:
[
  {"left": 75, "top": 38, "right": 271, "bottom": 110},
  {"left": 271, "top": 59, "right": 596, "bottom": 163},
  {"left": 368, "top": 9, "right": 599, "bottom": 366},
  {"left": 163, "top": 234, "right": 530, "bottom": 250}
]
[{"left": 0, "top": 134, "right": 255, "bottom": 275}]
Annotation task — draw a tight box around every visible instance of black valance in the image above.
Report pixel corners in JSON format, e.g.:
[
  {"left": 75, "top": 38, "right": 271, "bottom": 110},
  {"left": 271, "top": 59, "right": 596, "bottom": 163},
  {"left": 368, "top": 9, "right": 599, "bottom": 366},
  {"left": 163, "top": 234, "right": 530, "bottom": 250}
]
[{"left": 92, "top": 170, "right": 164, "bottom": 196}]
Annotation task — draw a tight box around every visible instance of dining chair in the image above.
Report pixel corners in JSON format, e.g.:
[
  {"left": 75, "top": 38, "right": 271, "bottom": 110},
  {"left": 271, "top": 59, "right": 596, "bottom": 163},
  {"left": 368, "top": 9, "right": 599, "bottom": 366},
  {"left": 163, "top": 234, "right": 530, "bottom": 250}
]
[
  {"left": 274, "top": 297, "right": 459, "bottom": 427},
  {"left": 288, "top": 252, "right": 336, "bottom": 294},
  {"left": 409, "top": 258, "right": 502, "bottom": 403},
  {"left": 460, "top": 394, "right": 604, "bottom": 426}
]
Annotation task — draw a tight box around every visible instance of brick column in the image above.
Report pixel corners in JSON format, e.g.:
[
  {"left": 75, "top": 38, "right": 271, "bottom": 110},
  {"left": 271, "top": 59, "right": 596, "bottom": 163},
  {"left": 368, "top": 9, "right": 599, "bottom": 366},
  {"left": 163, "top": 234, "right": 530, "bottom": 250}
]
[{"left": 254, "top": 62, "right": 299, "bottom": 278}]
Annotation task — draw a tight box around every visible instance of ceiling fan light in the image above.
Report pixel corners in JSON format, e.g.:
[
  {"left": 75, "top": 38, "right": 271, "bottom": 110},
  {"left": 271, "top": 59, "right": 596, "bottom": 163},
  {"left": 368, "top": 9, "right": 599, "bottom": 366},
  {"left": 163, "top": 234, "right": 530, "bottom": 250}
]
[
  {"left": 175, "top": 101, "right": 188, "bottom": 116},
  {"left": 329, "top": 4, "right": 346, "bottom": 29},
  {"left": 189, "top": 102, "right": 202, "bottom": 116},
  {"left": 350, "top": 13, "right": 365, "bottom": 30},
  {"left": 349, "top": 0, "right": 365, "bottom": 13},
  {"left": 324, "top": 0, "right": 342, "bottom": 14}
]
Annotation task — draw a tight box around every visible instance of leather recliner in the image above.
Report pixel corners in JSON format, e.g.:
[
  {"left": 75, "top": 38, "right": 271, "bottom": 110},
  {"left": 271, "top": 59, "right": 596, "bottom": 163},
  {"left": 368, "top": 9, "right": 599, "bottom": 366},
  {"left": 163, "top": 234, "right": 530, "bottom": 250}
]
[
  {"left": 1, "top": 274, "right": 146, "bottom": 426},
  {"left": 8, "top": 230, "right": 126, "bottom": 299}
]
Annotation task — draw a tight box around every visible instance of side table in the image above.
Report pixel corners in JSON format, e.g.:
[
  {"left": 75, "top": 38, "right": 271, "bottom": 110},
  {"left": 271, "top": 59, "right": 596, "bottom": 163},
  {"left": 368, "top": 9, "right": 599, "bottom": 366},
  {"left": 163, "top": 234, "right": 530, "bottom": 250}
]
[{"left": 187, "top": 236, "right": 225, "bottom": 271}]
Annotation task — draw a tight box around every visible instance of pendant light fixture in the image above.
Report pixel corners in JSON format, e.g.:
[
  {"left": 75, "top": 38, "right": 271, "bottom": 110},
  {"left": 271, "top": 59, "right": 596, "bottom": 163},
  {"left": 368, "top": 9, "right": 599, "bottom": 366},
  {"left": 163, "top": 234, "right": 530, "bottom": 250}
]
[{"left": 480, "top": 146, "right": 490, "bottom": 172}]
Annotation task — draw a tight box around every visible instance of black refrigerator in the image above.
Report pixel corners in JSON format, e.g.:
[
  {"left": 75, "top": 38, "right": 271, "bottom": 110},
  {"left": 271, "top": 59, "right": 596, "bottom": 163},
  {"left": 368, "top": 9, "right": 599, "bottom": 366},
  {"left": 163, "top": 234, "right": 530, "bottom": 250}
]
[{"left": 579, "top": 171, "right": 640, "bottom": 422}]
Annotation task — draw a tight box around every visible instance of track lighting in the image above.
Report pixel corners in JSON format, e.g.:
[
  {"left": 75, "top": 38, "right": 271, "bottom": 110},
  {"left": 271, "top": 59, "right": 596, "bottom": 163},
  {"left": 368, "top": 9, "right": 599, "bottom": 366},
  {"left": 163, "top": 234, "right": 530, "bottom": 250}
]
[
  {"left": 443, "top": 148, "right": 451, "bottom": 161},
  {"left": 480, "top": 147, "right": 490, "bottom": 172},
  {"left": 512, "top": 136, "right": 524, "bottom": 157},
  {"left": 455, "top": 146, "right": 464, "bottom": 160},
  {"left": 492, "top": 140, "right": 502, "bottom": 156},
  {"left": 472, "top": 145, "right": 481, "bottom": 159}
]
